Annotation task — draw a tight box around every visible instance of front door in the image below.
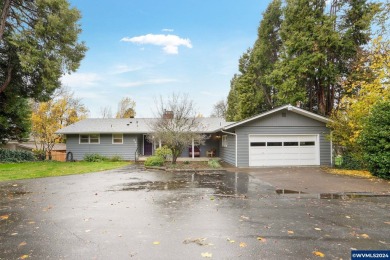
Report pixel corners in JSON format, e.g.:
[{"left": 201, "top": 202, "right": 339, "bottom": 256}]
[{"left": 143, "top": 135, "right": 153, "bottom": 156}]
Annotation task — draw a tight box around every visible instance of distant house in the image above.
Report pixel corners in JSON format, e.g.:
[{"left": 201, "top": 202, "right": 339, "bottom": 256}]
[{"left": 57, "top": 105, "right": 332, "bottom": 167}]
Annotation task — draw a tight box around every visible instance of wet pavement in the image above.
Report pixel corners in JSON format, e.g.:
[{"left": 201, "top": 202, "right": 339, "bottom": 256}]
[{"left": 0, "top": 165, "right": 389, "bottom": 259}]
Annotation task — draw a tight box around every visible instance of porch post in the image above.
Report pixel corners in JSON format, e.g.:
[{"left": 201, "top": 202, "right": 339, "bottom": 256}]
[{"left": 192, "top": 138, "right": 195, "bottom": 159}]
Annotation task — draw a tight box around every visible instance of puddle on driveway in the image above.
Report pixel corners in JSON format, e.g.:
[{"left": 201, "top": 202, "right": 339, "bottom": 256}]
[
  {"left": 275, "top": 189, "right": 390, "bottom": 199},
  {"left": 113, "top": 171, "right": 250, "bottom": 196}
]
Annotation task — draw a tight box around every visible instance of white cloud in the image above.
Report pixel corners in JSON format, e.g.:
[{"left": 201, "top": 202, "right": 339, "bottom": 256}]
[
  {"left": 162, "top": 28, "right": 174, "bottom": 32},
  {"left": 61, "top": 73, "right": 101, "bottom": 88},
  {"left": 110, "top": 64, "right": 143, "bottom": 75},
  {"left": 121, "top": 34, "right": 192, "bottom": 54},
  {"left": 118, "top": 78, "right": 179, "bottom": 88}
]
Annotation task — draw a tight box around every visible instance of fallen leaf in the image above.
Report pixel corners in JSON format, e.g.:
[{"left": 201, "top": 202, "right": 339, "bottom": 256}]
[
  {"left": 183, "top": 238, "right": 211, "bottom": 246},
  {"left": 226, "top": 238, "right": 235, "bottom": 243},
  {"left": 287, "top": 231, "right": 294, "bottom": 234},
  {"left": 239, "top": 242, "right": 247, "bottom": 248},
  {"left": 0, "top": 215, "right": 9, "bottom": 220},
  {"left": 19, "top": 255, "right": 29, "bottom": 259},
  {"left": 384, "top": 222, "right": 390, "bottom": 225},
  {"left": 18, "top": 242, "right": 27, "bottom": 247},
  {"left": 313, "top": 251, "right": 325, "bottom": 257},
  {"left": 11, "top": 233, "right": 18, "bottom": 236},
  {"left": 314, "top": 228, "right": 322, "bottom": 231},
  {"left": 210, "top": 196, "right": 215, "bottom": 201},
  {"left": 201, "top": 252, "right": 212, "bottom": 258},
  {"left": 257, "top": 237, "right": 266, "bottom": 242},
  {"left": 153, "top": 241, "right": 160, "bottom": 245},
  {"left": 359, "top": 234, "right": 370, "bottom": 239},
  {"left": 345, "top": 216, "right": 351, "bottom": 219},
  {"left": 27, "top": 221, "right": 35, "bottom": 225},
  {"left": 240, "top": 216, "right": 249, "bottom": 220}
]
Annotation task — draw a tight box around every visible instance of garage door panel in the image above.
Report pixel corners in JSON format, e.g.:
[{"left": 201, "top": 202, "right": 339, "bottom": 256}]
[{"left": 249, "top": 135, "right": 319, "bottom": 166}]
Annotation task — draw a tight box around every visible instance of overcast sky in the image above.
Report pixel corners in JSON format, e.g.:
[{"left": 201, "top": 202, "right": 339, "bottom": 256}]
[{"left": 63, "top": 0, "right": 271, "bottom": 118}]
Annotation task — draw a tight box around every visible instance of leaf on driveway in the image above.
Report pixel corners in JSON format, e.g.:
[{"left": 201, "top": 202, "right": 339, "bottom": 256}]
[
  {"left": 239, "top": 242, "right": 247, "bottom": 248},
  {"left": 201, "top": 252, "right": 212, "bottom": 258},
  {"left": 0, "top": 215, "right": 9, "bottom": 220},
  {"left": 183, "top": 238, "right": 211, "bottom": 246},
  {"left": 18, "top": 241, "right": 27, "bottom": 247},
  {"left": 359, "top": 234, "right": 370, "bottom": 239},
  {"left": 313, "top": 251, "right": 325, "bottom": 257},
  {"left": 384, "top": 222, "right": 390, "bottom": 225},
  {"left": 226, "top": 238, "right": 235, "bottom": 243},
  {"left": 314, "top": 228, "right": 322, "bottom": 231},
  {"left": 240, "top": 216, "right": 249, "bottom": 220},
  {"left": 153, "top": 241, "right": 160, "bottom": 245},
  {"left": 257, "top": 237, "right": 266, "bottom": 242},
  {"left": 19, "top": 255, "right": 29, "bottom": 259},
  {"left": 287, "top": 231, "right": 294, "bottom": 234},
  {"left": 345, "top": 216, "right": 351, "bottom": 219}
]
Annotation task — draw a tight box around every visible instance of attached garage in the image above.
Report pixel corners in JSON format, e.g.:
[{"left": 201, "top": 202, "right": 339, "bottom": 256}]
[
  {"left": 219, "top": 105, "right": 332, "bottom": 167},
  {"left": 248, "top": 135, "right": 320, "bottom": 166}
]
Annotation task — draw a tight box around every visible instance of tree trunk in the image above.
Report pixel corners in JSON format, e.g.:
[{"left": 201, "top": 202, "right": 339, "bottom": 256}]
[
  {"left": 0, "top": 66, "right": 12, "bottom": 94},
  {"left": 0, "top": 0, "right": 11, "bottom": 41}
]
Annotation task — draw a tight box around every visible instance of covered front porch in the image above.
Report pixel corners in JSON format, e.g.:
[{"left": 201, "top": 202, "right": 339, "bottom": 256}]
[
  {"left": 137, "top": 156, "right": 221, "bottom": 162},
  {"left": 139, "top": 133, "right": 222, "bottom": 159}
]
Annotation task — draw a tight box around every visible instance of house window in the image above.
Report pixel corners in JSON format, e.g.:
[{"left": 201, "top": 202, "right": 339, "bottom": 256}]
[
  {"left": 250, "top": 142, "right": 266, "bottom": 147},
  {"left": 222, "top": 135, "right": 228, "bottom": 147},
  {"left": 79, "top": 134, "right": 100, "bottom": 144},
  {"left": 112, "top": 134, "right": 123, "bottom": 144}
]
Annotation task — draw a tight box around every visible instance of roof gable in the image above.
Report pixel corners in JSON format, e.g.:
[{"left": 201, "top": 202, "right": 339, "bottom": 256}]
[{"left": 223, "top": 105, "right": 330, "bottom": 130}]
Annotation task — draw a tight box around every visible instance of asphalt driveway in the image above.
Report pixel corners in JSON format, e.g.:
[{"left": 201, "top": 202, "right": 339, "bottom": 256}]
[{"left": 0, "top": 165, "right": 389, "bottom": 259}]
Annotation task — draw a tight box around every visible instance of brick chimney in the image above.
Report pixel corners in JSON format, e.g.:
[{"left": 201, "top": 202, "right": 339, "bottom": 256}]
[{"left": 163, "top": 110, "right": 173, "bottom": 119}]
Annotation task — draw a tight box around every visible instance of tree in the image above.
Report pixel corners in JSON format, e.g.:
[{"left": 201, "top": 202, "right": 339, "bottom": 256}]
[
  {"left": 0, "top": 0, "right": 86, "bottom": 139},
  {"left": 0, "top": 0, "right": 86, "bottom": 97},
  {"left": 148, "top": 93, "right": 207, "bottom": 164},
  {"left": 329, "top": 36, "right": 390, "bottom": 163},
  {"left": 100, "top": 106, "right": 113, "bottom": 119},
  {"left": 210, "top": 99, "right": 227, "bottom": 118},
  {"left": 116, "top": 97, "right": 136, "bottom": 118},
  {"left": 31, "top": 87, "right": 88, "bottom": 159},
  {"left": 0, "top": 92, "right": 31, "bottom": 142},
  {"left": 359, "top": 101, "right": 390, "bottom": 178}
]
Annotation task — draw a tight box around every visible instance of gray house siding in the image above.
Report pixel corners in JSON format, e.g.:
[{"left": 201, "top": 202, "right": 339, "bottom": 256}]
[
  {"left": 219, "top": 134, "right": 236, "bottom": 166},
  {"left": 244, "top": 110, "right": 325, "bottom": 127},
  {"left": 66, "top": 134, "right": 138, "bottom": 161}
]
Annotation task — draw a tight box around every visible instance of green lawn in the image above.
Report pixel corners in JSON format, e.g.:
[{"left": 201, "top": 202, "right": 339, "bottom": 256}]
[{"left": 0, "top": 161, "right": 130, "bottom": 181}]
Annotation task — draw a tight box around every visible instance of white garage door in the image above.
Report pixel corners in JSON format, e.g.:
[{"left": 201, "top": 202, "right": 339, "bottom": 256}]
[{"left": 249, "top": 135, "right": 319, "bottom": 166}]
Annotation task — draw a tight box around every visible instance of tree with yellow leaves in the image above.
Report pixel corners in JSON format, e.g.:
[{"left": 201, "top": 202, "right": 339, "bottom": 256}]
[
  {"left": 31, "top": 87, "right": 88, "bottom": 160},
  {"left": 329, "top": 37, "right": 390, "bottom": 166}
]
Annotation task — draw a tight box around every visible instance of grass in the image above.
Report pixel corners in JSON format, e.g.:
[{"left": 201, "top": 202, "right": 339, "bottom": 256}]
[
  {"left": 0, "top": 161, "right": 130, "bottom": 181},
  {"left": 324, "top": 167, "right": 374, "bottom": 179}
]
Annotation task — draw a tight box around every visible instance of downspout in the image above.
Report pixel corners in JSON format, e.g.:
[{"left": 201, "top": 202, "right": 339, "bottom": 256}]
[
  {"left": 221, "top": 129, "right": 237, "bottom": 167},
  {"left": 330, "top": 131, "right": 333, "bottom": 166}
]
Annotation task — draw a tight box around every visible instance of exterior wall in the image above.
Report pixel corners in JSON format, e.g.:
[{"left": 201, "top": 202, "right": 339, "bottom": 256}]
[
  {"left": 244, "top": 110, "right": 325, "bottom": 127},
  {"left": 66, "top": 134, "right": 139, "bottom": 161},
  {"left": 219, "top": 133, "right": 236, "bottom": 166}
]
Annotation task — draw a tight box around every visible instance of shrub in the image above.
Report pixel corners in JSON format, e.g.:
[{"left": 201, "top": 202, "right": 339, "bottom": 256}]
[
  {"left": 208, "top": 159, "right": 221, "bottom": 168},
  {"left": 359, "top": 101, "right": 390, "bottom": 179},
  {"left": 155, "top": 146, "right": 172, "bottom": 160},
  {"left": 0, "top": 149, "right": 36, "bottom": 163},
  {"left": 335, "top": 152, "right": 366, "bottom": 170},
  {"left": 83, "top": 153, "right": 108, "bottom": 162},
  {"left": 110, "top": 155, "right": 123, "bottom": 162},
  {"left": 144, "top": 156, "right": 165, "bottom": 167}
]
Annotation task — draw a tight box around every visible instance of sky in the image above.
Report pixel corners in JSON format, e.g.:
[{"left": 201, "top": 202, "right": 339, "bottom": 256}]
[{"left": 62, "top": 0, "right": 272, "bottom": 118}]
